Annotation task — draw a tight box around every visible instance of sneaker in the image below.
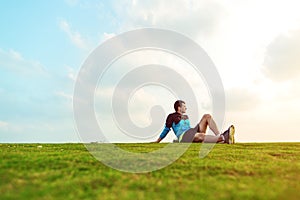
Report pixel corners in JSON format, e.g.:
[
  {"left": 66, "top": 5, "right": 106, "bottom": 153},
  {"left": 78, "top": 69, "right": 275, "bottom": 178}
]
[
  {"left": 229, "top": 125, "right": 235, "bottom": 144},
  {"left": 221, "top": 129, "right": 229, "bottom": 144},
  {"left": 221, "top": 125, "right": 235, "bottom": 144}
]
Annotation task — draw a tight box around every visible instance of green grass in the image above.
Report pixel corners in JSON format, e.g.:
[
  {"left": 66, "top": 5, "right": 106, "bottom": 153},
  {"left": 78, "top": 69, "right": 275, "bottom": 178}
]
[{"left": 1, "top": 143, "right": 300, "bottom": 200}]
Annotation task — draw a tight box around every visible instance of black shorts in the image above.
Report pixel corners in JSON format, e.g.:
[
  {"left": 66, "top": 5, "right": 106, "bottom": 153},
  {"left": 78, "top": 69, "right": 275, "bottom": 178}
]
[{"left": 179, "top": 125, "right": 199, "bottom": 143}]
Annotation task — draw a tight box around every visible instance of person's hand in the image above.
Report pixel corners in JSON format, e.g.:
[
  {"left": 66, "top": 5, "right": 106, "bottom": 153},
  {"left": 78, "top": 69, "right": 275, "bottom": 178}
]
[{"left": 150, "top": 138, "right": 161, "bottom": 143}]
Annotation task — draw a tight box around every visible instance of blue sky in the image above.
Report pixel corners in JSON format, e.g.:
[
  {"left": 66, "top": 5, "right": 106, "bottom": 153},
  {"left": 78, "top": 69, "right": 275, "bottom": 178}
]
[
  {"left": 0, "top": 0, "right": 117, "bottom": 142},
  {"left": 1, "top": 0, "right": 300, "bottom": 143}
]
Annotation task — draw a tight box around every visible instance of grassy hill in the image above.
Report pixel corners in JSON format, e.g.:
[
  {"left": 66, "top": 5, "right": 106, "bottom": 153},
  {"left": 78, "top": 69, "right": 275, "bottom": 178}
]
[{"left": 1, "top": 143, "right": 300, "bottom": 200}]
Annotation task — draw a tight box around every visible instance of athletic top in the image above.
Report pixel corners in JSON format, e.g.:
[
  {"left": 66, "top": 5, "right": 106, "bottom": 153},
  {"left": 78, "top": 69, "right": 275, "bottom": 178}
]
[{"left": 159, "top": 112, "right": 191, "bottom": 139}]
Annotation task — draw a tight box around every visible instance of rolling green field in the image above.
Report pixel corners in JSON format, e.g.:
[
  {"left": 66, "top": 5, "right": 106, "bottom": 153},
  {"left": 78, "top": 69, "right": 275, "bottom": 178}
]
[{"left": 1, "top": 143, "right": 300, "bottom": 200}]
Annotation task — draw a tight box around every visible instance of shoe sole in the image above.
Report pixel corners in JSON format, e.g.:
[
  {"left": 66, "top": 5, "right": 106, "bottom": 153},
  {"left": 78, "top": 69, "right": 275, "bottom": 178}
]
[{"left": 229, "top": 125, "right": 235, "bottom": 144}]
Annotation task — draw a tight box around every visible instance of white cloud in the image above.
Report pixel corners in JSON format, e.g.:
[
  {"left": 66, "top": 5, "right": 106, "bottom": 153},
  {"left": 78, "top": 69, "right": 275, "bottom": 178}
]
[
  {"left": 9, "top": 49, "right": 23, "bottom": 60},
  {"left": 65, "top": 0, "right": 79, "bottom": 7},
  {"left": 226, "top": 87, "right": 261, "bottom": 111},
  {"left": 110, "top": 0, "right": 300, "bottom": 90},
  {"left": 0, "top": 48, "right": 48, "bottom": 76},
  {"left": 59, "top": 19, "right": 89, "bottom": 50},
  {"left": 65, "top": 65, "right": 77, "bottom": 81},
  {"left": 55, "top": 91, "right": 73, "bottom": 100},
  {"left": 92, "top": 0, "right": 300, "bottom": 142},
  {"left": 113, "top": 0, "right": 226, "bottom": 38},
  {"left": 288, "top": 78, "right": 300, "bottom": 100},
  {"left": 225, "top": 100, "right": 300, "bottom": 142},
  {"left": 263, "top": 29, "right": 300, "bottom": 81},
  {"left": 94, "top": 85, "right": 178, "bottom": 142},
  {"left": 0, "top": 121, "right": 8, "bottom": 128},
  {"left": 102, "top": 32, "right": 116, "bottom": 41}
]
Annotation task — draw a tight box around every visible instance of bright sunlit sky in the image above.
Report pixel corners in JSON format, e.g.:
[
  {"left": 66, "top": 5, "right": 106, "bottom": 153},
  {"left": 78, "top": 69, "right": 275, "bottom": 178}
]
[{"left": 1, "top": 0, "right": 300, "bottom": 143}]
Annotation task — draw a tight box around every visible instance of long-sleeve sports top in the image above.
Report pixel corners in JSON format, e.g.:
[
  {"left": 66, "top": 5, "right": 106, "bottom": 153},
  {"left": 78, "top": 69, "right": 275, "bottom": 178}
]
[{"left": 159, "top": 112, "right": 191, "bottom": 139}]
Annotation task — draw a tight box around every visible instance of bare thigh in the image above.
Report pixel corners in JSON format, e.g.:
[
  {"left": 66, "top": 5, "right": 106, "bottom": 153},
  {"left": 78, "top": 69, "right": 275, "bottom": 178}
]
[{"left": 198, "top": 114, "right": 211, "bottom": 133}]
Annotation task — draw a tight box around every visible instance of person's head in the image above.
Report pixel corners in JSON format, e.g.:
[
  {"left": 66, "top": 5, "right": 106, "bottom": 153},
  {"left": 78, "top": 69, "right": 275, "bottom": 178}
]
[{"left": 174, "top": 100, "right": 187, "bottom": 114}]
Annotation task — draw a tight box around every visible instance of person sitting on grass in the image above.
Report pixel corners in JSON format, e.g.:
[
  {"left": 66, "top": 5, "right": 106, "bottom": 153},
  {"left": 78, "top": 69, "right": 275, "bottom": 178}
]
[{"left": 154, "top": 100, "right": 235, "bottom": 143}]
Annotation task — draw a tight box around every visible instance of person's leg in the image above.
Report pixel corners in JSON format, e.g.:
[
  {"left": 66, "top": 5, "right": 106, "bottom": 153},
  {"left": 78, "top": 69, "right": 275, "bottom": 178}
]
[
  {"left": 198, "top": 114, "right": 220, "bottom": 136},
  {"left": 193, "top": 132, "right": 205, "bottom": 142},
  {"left": 193, "top": 132, "right": 223, "bottom": 143},
  {"left": 202, "top": 135, "right": 223, "bottom": 143}
]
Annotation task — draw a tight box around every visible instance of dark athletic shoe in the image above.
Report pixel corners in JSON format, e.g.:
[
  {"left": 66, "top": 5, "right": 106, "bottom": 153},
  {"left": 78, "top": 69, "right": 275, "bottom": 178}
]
[
  {"left": 222, "top": 129, "right": 229, "bottom": 144},
  {"left": 222, "top": 125, "right": 235, "bottom": 144}
]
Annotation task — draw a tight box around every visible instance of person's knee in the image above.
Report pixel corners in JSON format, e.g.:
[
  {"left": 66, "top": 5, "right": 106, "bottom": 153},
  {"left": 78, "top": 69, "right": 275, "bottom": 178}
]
[
  {"left": 202, "top": 114, "right": 211, "bottom": 120},
  {"left": 193, "top": 133, "right": 205, "bottom": 142}
]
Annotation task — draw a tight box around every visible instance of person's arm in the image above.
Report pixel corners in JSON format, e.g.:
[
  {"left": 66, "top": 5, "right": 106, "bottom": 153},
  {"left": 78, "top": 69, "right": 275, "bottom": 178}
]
[
  {"left": 154, "top": 137, "right": 162, "bottom": 143},
  {"left": 154, "top": 126, "right": 171, "bottom": 143}
]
